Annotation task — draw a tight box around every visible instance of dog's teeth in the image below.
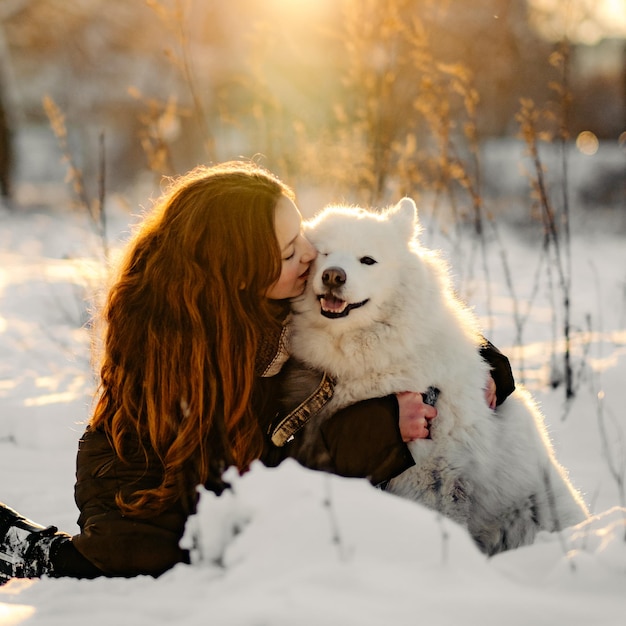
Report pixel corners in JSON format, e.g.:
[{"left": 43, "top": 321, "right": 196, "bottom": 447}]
[{"left": 320, "top": 297, "right": 347, "bottom": 313}]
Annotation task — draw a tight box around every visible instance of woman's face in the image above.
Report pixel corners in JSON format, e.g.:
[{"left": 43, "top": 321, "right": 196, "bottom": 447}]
[{"left": 266, "top": 195, "right": 317, "bottom": 300}]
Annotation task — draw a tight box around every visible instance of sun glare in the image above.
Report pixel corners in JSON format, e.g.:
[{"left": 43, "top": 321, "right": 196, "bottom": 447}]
[
  {"left": 0, "top": 602, "right": 36, "bottom": 626},
  {"left": 529, "top": 0, "right": 626, "bottom": 43},
  {"left": 267, "top": 0, "right": 333, "bottom": 18}
]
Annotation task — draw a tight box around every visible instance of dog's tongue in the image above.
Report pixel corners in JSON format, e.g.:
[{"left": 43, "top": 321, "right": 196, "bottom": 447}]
[{"left": 320, "top": 295, "right": 347, "bottom": 313}]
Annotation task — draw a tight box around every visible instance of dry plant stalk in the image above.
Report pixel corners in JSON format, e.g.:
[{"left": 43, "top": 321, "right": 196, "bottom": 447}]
[
  {"left": 127, "top": 87, "right": 183, "bottom": 176},
  {"left": 146, "top": 0, "right": 216, "bottom": 162},
  {"left": 516, "top": 93, "right": 574, "bottom": 400},
  {"left": 43, "top": 95, "right": 109, "bottom": 260}
]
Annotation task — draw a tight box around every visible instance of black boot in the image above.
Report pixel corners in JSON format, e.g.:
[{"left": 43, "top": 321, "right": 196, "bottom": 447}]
[{"left": 0, "top": 502, "right": 69, "bottom": 584}]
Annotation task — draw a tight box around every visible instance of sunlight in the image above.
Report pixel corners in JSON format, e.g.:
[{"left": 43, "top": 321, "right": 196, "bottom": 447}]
[
  {"left": 23, "top": 373, "right": 90, "bottom": 407},
  {"left": 267, "top": 0, "right": 333, "bottom": 17},
  {"left": 23, "top": 391, "right": 80, "bottom": 407},
  {"left": 600, "top": 0, "right": 626, "bottom": 31},
  {"left": 528, "top": 0, "right": 626, "bottom": 42},
  {"left": 0, "top": 603, "right": 36, "bottom": 626},
  {"left": 0, "top": 378, "right": 18, "bottom": 394},
  {"left": 501, "top": 329, "right": 626, "bottom": 388},
  {"left": 43, "top": 258, "right": 105, "bottom": 285}
]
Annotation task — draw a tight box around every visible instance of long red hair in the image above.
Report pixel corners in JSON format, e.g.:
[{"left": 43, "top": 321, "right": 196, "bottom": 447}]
[{"left": 91, "top": 161, "right": 294, "bottom": 517}]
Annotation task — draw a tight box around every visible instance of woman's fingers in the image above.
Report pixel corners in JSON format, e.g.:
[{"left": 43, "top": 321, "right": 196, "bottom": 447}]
[{"left": 396, "top": 391, "right": 438, "bottom": 442}]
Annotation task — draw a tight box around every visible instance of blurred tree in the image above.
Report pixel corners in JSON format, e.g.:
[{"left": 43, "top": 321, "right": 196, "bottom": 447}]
[
  {"left": 414, "top": 0, "right": 553, "bottom": 136},
  {"left": 0, "top": 78, "right": 12, "bottom": 200},
  {"left": 0, "top": 0, "right": 622, "bottom": 198},
  {"left": 0, "top": 0, "right": 27, "bottom": 201},
  {"left": 2, "top": 0, "right": 186, "bottom": 189},
  {"left": 306, "top": 0, "right": 555, "bottom": 203}
]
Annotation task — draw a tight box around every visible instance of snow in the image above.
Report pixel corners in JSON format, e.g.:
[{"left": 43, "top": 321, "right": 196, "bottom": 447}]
[{"left": 1, "top": 171, "right": 625, "bottom": 625}]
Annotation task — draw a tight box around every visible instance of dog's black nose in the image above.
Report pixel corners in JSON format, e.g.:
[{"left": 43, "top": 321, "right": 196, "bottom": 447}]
[{"left": 322, "top": 267, "right": 346, "bottom": 288}]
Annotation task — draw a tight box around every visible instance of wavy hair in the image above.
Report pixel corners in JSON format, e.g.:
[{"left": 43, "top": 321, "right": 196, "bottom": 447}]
[{"left": 91, "top": 161, "right": 294, "bottom": 517}]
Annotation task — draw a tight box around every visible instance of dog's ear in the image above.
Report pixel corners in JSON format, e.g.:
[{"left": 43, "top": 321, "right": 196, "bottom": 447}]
[{"left": 387, "top": 197, "right": 420, "bottom": 240}]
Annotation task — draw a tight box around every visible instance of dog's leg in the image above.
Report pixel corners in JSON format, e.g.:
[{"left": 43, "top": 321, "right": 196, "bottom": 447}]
[
  {"left": 470, "top": 494, "right": 542, "bottom": 555},
  {"left": 387, "top": 457, "right": 472, "bottom": 528}
]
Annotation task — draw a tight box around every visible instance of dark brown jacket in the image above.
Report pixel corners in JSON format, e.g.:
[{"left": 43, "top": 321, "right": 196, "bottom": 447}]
[
  {"left": 70, "top": 378, "right": 414, "bottom": 576},
  {"left": 71, "top": 338, "right": 513, "bottom": 577},
  {"left": 72, "top": 426, "right": 194, "bottom": 576}
]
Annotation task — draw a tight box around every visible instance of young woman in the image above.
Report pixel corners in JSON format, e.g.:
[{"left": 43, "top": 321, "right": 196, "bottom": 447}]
[{"left": 0, "top": 161, "right": 514, "bottom": 582}]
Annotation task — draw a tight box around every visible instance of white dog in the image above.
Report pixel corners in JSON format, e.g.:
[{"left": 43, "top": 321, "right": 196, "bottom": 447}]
[{"left": 287, "top": 198, "right": 589, "bottom": 555}]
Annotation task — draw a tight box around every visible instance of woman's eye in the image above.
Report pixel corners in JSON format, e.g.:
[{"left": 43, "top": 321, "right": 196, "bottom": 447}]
[
  {"left": 360, "top": 256, "right": 377, "bottom": 265},
  {"left": 283, "top": 251, "right": 295, "bottom": 261}
]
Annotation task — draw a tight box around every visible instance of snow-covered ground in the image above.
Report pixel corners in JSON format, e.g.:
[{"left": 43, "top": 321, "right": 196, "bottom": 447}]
[{"left": 0, "top": 160, "right": 625, "bottom": 625}]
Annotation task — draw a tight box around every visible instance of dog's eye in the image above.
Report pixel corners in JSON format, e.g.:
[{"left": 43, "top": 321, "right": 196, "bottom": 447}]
[{"left": 360, "top": 256, "right": 377, "bottom": 265}]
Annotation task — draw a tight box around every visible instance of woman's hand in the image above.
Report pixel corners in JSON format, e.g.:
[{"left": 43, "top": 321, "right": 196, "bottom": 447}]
[
  {"left": 397, "top": 375, "right": 494, "bottom": 443},
  {"left": 484, "top": 374, "right": 497, "bottom": 409},
  {"left": 396, "top": 391, "right": 438, "bottom": 442}
]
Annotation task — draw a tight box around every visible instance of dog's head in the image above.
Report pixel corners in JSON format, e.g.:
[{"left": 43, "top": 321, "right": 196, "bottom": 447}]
[{"left": 292, "top": 197, "right": 421, "bottom": 328}]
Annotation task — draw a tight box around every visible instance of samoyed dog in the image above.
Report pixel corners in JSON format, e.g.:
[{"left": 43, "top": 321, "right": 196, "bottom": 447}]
[{"left": 287, "top": 198, "right": 589, "bottom": 555}]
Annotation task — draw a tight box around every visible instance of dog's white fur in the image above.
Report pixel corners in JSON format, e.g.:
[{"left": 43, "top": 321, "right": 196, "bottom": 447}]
[{"left": 288, "top": 198, "right": 589, "bottom": 555}]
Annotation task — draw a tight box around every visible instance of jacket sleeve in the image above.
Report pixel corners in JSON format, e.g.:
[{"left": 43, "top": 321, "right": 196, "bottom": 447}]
[
  {"left": 480, "top": 340, "right": 515, "bottom": 405},
  {"left": 72, "top": 426, "right": 192, "bottom": 577},
  {"left": 317, "top": 395, "right": 415, "bottom": 485}
]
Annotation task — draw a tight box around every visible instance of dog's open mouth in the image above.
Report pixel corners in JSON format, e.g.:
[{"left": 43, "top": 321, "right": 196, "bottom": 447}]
[{"left": 318, "top": 294, "right": 369, "bottom": 319}]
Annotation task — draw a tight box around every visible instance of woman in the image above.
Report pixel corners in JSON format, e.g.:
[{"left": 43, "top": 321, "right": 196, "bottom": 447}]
[{"left": 0, "top": 161, "right": 513, "bottom": 582}]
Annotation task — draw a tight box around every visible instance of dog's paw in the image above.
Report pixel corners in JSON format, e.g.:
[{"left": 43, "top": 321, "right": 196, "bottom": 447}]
[{"left": 472, "top": 495, "right": 541, "bottom": 555}]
